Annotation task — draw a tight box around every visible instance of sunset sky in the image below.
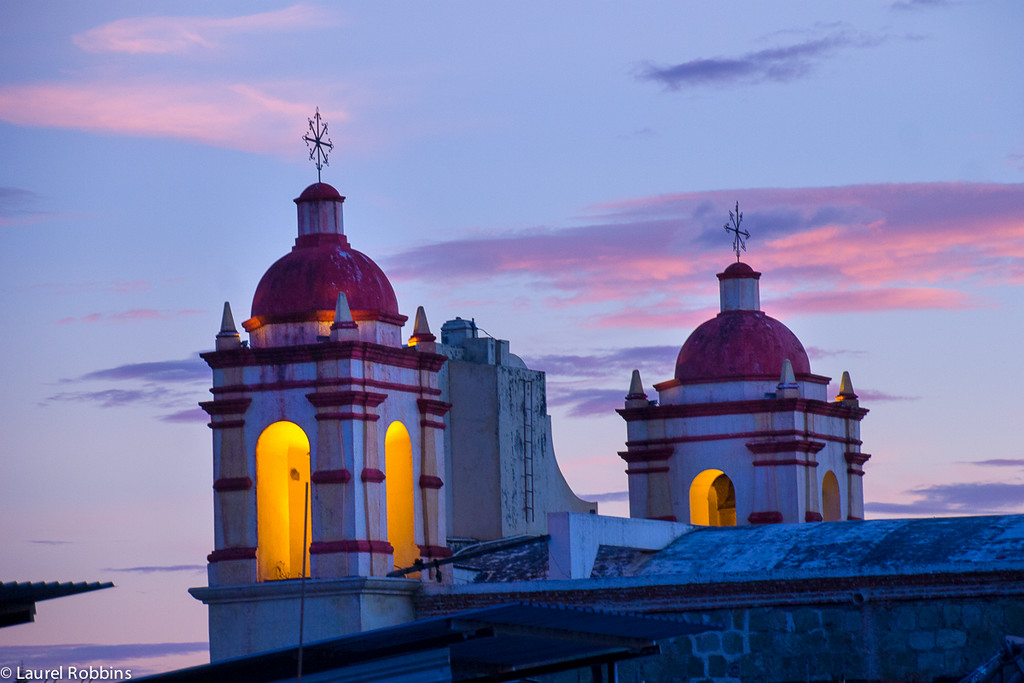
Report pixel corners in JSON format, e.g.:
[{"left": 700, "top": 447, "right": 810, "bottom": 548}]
[{"left": 2, "top": 0, "right": 1023, "bottom": 675}]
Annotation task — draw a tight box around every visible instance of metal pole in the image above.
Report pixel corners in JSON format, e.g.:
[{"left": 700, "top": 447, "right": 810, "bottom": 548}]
[{"left": 297, "top": 482, "right": 309, "bottom": 682}]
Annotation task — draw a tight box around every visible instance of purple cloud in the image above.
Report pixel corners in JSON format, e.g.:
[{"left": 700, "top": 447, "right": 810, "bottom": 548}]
[
  {"left": 867, "top": 481, "right": 1024, "bottom": 516},
  {"left": 80, "top": 357, "right": 208, "bottom": 383},
  {"left": 890, "top": 0, "right": 953, "bottom": 10},
  {"left": 29, "top": 539, "right": 73, "bottom": 545},
  {"left": 31, "top": 280, "right": 152, "bottom": 296},
  {"left": 0, "top": 187, "right": 50, "bottom": 227},
  {"left": 852, "top": 389, "right": 920, "bottom": 402},
  {"left": 963, "top": 459, "right": 1024, "bottom": 467},
  {"left": 103, "top": 565, "right": 205, "bottom": 574},
  {"left": 637, "top": 32, "right": 883, "bottom": 89},
  {"left": 548, "top": 388, "right": 633, "bottom": 418},
  {"left": 44, "top": 388, "right": 171, "bottom": 409},
  {"left": 160, "top": 408, "right": 210, "bottom": 423},
  {"left": 57, "top": 308, "right": 205, "bottom": 325},
  {"left": 0, "top": 642, "right": 207, "bottom": 672},
  {"left": 523, "top": 346, "right": 678, "bottom": 378},
  {"left": 44, "top": 355, "right": 210, "bottom": 421},
  {"left": 583, "top": 490, "right": 629, "bottom": 503},
  {"left": 805, "top": 346, "right": 868, "bottom": 361},
  {"left": 385, "top": 182, "right": 1024, "bottom": 327}
]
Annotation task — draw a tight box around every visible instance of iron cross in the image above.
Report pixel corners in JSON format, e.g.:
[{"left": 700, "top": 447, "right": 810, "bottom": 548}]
[
  {"left": 723, "top": 201, "right": 749, "bottom": 261},
  {"left": 303, "top": 108, "right": 334, "bottom": 183}
]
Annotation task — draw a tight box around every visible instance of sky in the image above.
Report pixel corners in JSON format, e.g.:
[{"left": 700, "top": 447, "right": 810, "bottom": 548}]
[{"left": 1, "top": 0, "right": 1023, "bottom": 676}]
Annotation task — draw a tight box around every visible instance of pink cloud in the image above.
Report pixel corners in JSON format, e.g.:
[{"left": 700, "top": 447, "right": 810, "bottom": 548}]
[
  {"left": 30, "top": 280, "right": 156, "bottom": 296},
  {"left": 387, "top": 182, "right": 1024, "bottom": 326},
  {"left": 0, "top": 187, "right": 56, "bottom": 227},
  {"left": 588, "top": 305, "right": 716, "bottom": 331},
  {"left": 804, "top": 346, "right": 867, "bottom": 360},
  {"left": 854, "top": 389, "right": 920, "bottom": 402},
  {"left": 0, "top": 81, "right": 328, "bottom": 156},
  {"left": 58, "top": 309, "right": 205, "bottom": 324},
  {"left": 72, "top": 5, "right": 329, "bottom": 55},
  {"left": 769, "top": 286, "right": 978, "bottom": 316}
]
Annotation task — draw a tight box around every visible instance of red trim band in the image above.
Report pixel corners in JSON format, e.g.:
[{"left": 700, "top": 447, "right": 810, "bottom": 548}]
[
  {"left": 361, "top": 468, "right": 385, "bottom": 483},
  {"left": 805, "top": 511, "right": 824, "bottom": 522},
  {"left": 618, "top": 447, "right": 674, "bottom": 464},
  {"left": 309, "top": 540, "right": 394, "bottom": 555},
  {"left": 748, "top": 511, "right": 783, "bottom": 524},
  {"left": 419, "top": 475, "right": 444, "bottom": 490},
  {"left": 212, "top": 377, "right": 442, "bottom": 397},
  {"left": 417, "top": 398, "right": 452, "bottom": 417},
  {"left": 202, "top": 342, "right": 446, "bottom": 373},
  {"left": 315, "top": 412, "right": 380, "bottom": 422},
  {"left": 213, "top": 477, "right": 252, "bottom": 492},
  {"left": 753, "top": 459, "right": 820, "bottom": 468},
  {"left": 619, "top": 396, "right": 866, "bottom": 422},
  {"left": 307, "top": 390, "right": 387, "bottom": 409},
  {"left": 208, "top": 419, "right": 245, "bottom": 430},
  {"left": 199, "top": 398, "right": 252, "bottom": 416},
  {"left": 625, "top": 430, "right": 862, "bottom": 449},
  {"left": 845, "top": 451, "right": 871, "bottom": 466},
  {"left": 626, "top": 466, "right": 670, "bottom": 475},
  {"left": 418, "top": 544, "right": 453, "bottom": 559},
  {"left": 242, "top": 309, "right": 407, "bottom": 330},
  {"left": 747, "top": 440, "right": 826, "bottom": 455},
  {"left": 207, "top": 547, "right": 257, "bottom": 563},
  {"left": 312, "top": 469, "right": 352, "bottom": 484}
]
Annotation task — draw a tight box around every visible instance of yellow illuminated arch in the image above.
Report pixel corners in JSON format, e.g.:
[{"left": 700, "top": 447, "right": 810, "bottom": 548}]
[
  {"left": 255, "top": 421, "right": 311, "bottom": 581},
  {"left": 385, "top": 421, "right": 418, "bottom": 571},
  {"left": 689, "top": 469, "right": 737, "bottom": 527},
  {"left": 822, "top": 471, "right": 841, "bottom": 522}
]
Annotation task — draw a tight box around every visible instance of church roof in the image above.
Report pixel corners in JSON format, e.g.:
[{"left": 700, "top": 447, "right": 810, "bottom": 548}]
[
  {"left": 295, "top": 181, "right": 343, "bottom": 202},
  {"left": 633, "top": 515, "right": 1024, "bottom": 582},
  {"left": 674, "top": 311, "right": 811, "bottom": 383},
  {"left": 451, "top": 515, "right": 1024, "bottom": 585},
  {"left": 250, "top": 239, "right": 399, "bottom": 322},
  {"left": 247, "top": 183, "right": 401, "bottom": 326},
  {"left": 673, "top": 260, "right": 812, "bottom": 384}
]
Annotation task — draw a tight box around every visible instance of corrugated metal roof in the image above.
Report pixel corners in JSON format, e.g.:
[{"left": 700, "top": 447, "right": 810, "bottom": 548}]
[
  {"left": 0, "top": 581, "right": 114, "bottom": 628},
  {"left": 137, "top": 602, "right": 708, "bottom": 682},
  {"left": 0, "top": 581, "right": 114, "bottom": 601}
]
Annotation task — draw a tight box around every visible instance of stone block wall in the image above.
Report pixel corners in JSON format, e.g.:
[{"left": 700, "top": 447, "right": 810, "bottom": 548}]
[
  {"left": 604, "top": 597, "right": 1021, "bottom": 682},
  {"left": 418, "top": 568, "right": 1024, "bottom": 682}
]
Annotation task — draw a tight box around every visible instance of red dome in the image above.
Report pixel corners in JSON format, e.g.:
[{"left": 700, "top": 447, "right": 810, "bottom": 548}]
[
  {"left": 296, "top": 182, "right": 343, "bottom": 203},
  {"left": 719, "top": 261, "right": 759, "bottom": 279},
  {"left": 250, "top": 235, "right": 399, "bottom": 324},
  {"left": 675, "top": 311, "right": 810, "bottom": 383}
]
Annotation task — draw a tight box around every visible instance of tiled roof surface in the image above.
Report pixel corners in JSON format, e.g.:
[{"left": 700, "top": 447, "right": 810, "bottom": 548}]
[{"left": 633, "top": 514, "right": 1024, "bottom": 582}]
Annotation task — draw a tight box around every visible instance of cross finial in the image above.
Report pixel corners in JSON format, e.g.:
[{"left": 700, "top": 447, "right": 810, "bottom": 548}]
[
  {"left": 302, "top": 108, "right": 334, "bottom": 183},
  {"left": 723, "top": 201, "right": 749, "bottom": 261}
]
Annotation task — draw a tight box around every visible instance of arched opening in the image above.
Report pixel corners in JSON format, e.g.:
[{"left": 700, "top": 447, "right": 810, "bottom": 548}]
[
  {"left": 255, "top": 421, "right": 311, "bottom": 581},
  {"left": 822, "top": 471, "right": 841, "bottom": 522},
  {"left": 689, "top": 469, "right": 737, "bottom": 527},
  {"left": 385, "top": 421, "right": 417, "bottom": 570}
]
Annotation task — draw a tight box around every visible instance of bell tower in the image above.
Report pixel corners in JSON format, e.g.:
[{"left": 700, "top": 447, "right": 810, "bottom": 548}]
[
  {"left": 191, "top": 180, "right": 451, "bottom": 660},
  {"left": 618, "top": 259, "right": 870, "bottom": 527}
]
